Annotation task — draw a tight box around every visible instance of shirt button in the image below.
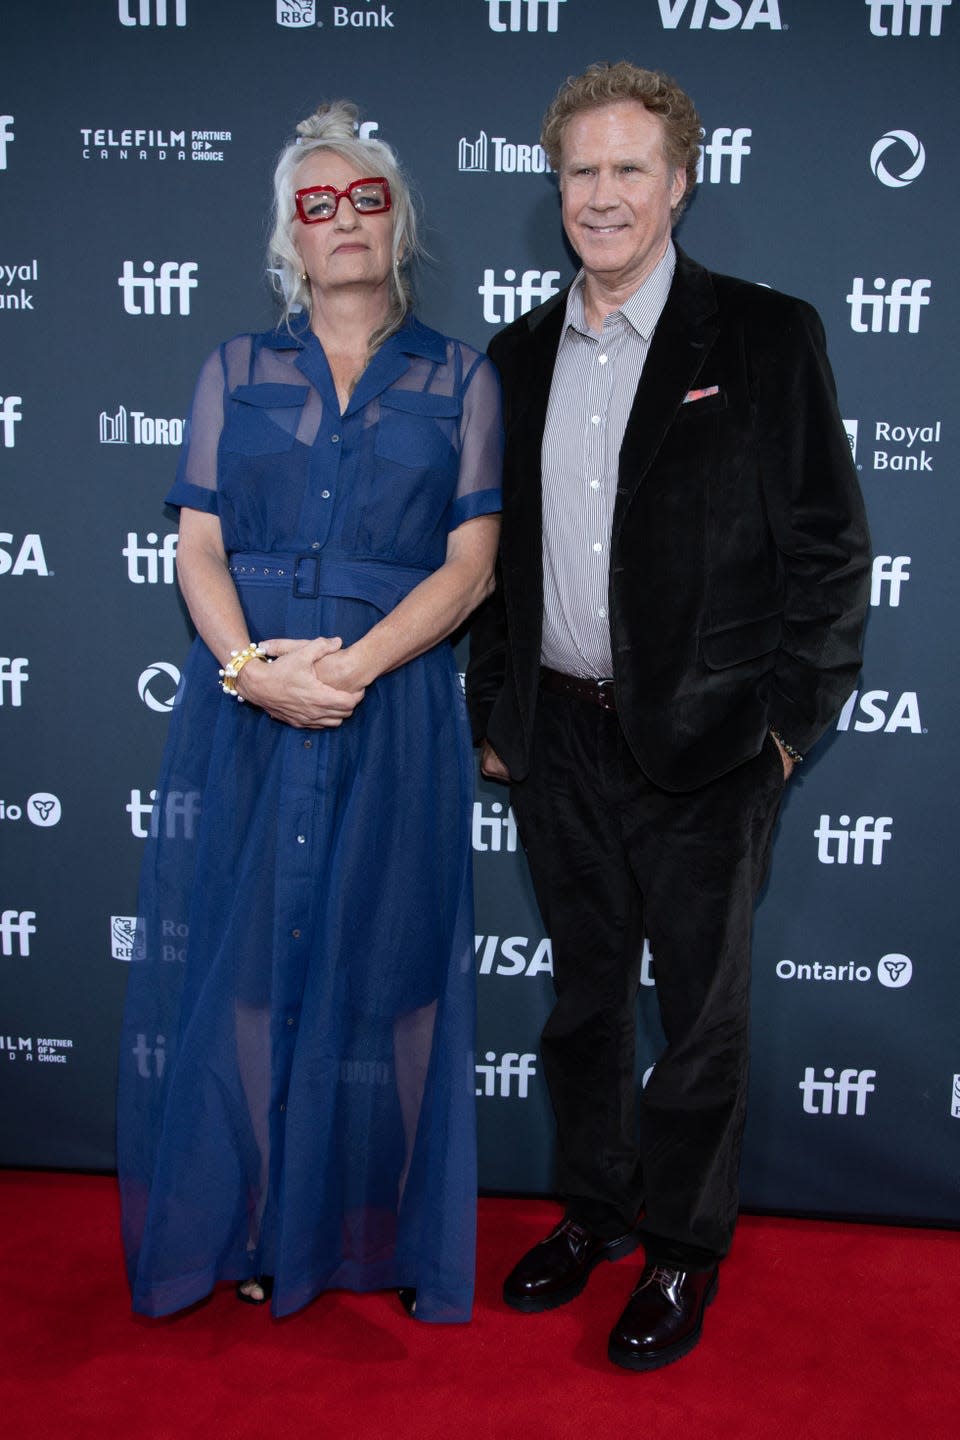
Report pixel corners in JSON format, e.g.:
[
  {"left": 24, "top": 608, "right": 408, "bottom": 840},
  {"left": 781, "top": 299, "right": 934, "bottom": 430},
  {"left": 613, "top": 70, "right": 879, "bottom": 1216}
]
[
  {"left": 598, "top": 355, "right": 608, "bottom": 365},
  {"left": 593, "top": 542, "right": 602, "bottom": 553},
  {"left": 591, "top": 415, "right": 601, "bottom": 425},
  {"left": 331, "top": 434, "right": 340, "bottom": 443},
  {"left": 598, "top": 606, "right": 607, "bottom": 618},
  {"left": 590, "top": 479, "right": 601, "bottom": 490},
  {"left": 296, "top": 835, "right": 306, "bottom": 844},
  {"left": 321, "top": 489, "right": 331, "bottom": 499}
]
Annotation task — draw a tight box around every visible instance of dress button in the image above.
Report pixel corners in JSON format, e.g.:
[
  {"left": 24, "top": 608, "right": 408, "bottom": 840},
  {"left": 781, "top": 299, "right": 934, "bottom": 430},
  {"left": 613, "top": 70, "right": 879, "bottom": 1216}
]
[
  {"left": 296, "top": 835, "right": 306, "bottom": 844},
  {"left": 279, "top": 1103, "right": 286, "bottom": 1113},
  {"left": 321, "top": 490, "right": 331, "bottom": 499},
  {"left": 287, "top": 1017, "right": 295, "bottom": 1027},
  {"left": 303, "top": 739, "right": 312, "bottom": 749},
  {"left": 331, "top": 434, "right": 340, "bottom": 443},
  {"left": 291, "top": 928, "right": 301, "bottom": 938},
  {"left": 311, "top": 542, "right": 320, "bottom": 550}
]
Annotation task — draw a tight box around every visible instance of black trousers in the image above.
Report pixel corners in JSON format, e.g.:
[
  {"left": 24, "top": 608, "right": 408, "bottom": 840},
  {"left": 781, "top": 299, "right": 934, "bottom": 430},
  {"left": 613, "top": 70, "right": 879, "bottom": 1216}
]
[{"left": 509, "top": 685, "right": 785, "bottom": 1271}]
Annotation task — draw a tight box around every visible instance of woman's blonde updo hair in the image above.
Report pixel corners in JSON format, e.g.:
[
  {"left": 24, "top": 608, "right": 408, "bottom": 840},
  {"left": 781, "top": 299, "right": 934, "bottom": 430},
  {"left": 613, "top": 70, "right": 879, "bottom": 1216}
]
[{"left": 268, "top": 100, "right": 420, "bottom": 349}]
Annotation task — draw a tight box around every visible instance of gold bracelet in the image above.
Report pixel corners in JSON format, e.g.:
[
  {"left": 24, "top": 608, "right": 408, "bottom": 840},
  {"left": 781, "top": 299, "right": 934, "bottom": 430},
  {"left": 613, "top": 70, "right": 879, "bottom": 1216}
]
[{"left": 219, "top": 643, "right": 268, "bottom": 702}]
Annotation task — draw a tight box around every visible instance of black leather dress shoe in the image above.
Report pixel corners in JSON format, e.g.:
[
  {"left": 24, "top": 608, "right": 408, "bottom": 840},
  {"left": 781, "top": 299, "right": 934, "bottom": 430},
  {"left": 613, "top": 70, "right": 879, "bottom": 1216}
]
[
  {"left": 503, "top": 1217, "right": 641, "bottom": 1313},
  {"left": 608, "top": 1263, "right": 719, "bottom": 1370}
]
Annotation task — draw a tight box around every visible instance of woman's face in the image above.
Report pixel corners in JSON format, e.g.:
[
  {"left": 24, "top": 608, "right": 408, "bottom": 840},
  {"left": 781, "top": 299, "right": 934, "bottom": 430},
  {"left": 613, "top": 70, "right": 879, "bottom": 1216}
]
[{"left": 292, "top": 149, "right": 395, "bottom": 304}]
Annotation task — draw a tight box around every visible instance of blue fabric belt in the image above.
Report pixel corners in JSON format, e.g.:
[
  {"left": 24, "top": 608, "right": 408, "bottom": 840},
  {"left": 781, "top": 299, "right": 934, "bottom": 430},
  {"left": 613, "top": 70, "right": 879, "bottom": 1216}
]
[{"left": 228, "top": 550, "right": 432, "bottom": 615}]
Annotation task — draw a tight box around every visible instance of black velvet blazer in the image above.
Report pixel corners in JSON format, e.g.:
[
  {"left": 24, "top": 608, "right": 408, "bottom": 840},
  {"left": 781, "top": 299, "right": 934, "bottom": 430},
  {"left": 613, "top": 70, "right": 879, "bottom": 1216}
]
[{"left": 466, "top": 246, "right": 871, "bottom": 794}]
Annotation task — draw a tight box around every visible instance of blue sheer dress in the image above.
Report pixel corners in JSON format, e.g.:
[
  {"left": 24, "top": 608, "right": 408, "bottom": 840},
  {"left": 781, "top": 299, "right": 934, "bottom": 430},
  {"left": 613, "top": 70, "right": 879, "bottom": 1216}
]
[{"left": 116, "top": 317, "right": 502, "bottom": 1322}]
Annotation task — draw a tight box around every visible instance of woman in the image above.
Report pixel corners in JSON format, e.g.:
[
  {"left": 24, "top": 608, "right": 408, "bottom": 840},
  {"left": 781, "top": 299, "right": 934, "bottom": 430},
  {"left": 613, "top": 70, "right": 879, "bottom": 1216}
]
[{"left": 117, "top": 102, "right": 502, "bottom": 1324}]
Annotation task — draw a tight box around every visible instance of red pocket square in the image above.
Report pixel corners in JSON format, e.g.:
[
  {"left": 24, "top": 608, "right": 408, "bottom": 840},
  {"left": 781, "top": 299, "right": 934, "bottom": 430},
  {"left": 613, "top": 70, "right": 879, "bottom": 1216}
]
[{"left": 682, "top": 385, "right": 720, "bottom": 404}]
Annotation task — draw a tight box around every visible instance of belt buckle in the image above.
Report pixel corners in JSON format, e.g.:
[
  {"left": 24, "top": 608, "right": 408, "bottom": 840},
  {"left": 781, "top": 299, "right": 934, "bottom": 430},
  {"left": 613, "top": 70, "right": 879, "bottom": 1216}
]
[
  {"left": 293, "top": 553, "right": 321, "bottom": 600},
  {"left": 596, "top": 678, "right": 615, "bottom": 710}
]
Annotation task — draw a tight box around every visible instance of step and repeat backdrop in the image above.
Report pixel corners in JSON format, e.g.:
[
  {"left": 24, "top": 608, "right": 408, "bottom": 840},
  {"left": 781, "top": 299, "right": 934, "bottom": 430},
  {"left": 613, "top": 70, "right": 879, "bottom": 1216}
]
[{"left": 1, "top": 1, "right": 957, "bottom": 1225}]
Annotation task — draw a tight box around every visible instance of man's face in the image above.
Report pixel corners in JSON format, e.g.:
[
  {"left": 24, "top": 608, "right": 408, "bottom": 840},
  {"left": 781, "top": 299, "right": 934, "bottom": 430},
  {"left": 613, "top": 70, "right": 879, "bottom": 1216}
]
[{"left": 559, "top": 101, "right": 687, "bottom": 294}]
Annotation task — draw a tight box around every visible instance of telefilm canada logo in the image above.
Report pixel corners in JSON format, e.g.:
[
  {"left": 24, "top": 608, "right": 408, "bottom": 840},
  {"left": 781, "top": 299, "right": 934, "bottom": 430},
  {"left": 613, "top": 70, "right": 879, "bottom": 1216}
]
[
  {"left": 1, "top": 1033, "right": 75, "bottom": 1066},
  {"left": 81, "top": 126, "right": 232, "bottom": 163},
  {"left": 657, "top": 0, "right": 783, "bottom": 28},
  {"left": 100, "top": 405, "right": 185, "bottom": 446},
  {"left": 0, "top": 792, "right": 61, "bottom": 827},
  {"left": 865, "top": 0, "right": 952, "bottom": 36}
]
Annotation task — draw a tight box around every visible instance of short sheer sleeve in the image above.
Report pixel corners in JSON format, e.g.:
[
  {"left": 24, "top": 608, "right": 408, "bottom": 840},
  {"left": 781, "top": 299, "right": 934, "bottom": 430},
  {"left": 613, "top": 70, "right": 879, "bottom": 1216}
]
[
  {"left": 449, "top": 351, "right": 503, "bottom": 532},
  {"left": 165, "top": 345, "right": 227, "bottom": 514}
]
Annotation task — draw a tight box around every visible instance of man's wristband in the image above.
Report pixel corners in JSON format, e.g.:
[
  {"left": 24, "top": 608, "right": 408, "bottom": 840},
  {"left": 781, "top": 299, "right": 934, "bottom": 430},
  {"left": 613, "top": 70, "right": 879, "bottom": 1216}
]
[{"left": 770, "top": 728, "right": 803, "bottom": 763}]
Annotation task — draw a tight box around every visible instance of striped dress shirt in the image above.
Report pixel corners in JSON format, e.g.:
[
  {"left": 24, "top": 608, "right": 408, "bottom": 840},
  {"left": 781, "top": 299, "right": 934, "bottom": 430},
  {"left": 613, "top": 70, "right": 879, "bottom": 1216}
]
[{"left": 540, "top": 241, "right": 676, "bottom": 679}]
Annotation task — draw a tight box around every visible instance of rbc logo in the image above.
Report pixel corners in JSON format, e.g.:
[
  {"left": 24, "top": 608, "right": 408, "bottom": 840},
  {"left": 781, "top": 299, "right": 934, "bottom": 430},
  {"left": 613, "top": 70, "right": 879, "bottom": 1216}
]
[
  {"left": 847, "top": 277, "right": 931, "bottom": 333},
  {"left": 0, "top": 395, "right": 23, "bottom": 448},
  {"left": 836, "top": 690, "right": 922, "bottom": 734},
  {"left": 119, "top": 1, "right": 187, "bottom": 24},
  {"left": 475, "top": 1051, "right": 538, "bottom": 1097},
  {"left": 865, "top": 0, "right": 952, "bottom": 35},
  {"left": 0, "top": 115, "right": 13, "bottom": 171},
  {"left": 478, "top": 269, "right": 561, "bottom": 324},
  {"left": 276, "top": 0, "right": 316, "bottom": 22},
  {"left": 124, "top": 532, "right": 178, "bottom": 584},
  {"left": 870, "top": 130, "right": 925, "bottom": 187},
  {"left": 486, "top": 0, "right": 566, "bottom": 31},
  {"left": 799, "top": 1067, "right": 876, "bottom": 1116},
  {"left": 697, "top": 128, "right": 752, "bottom": 184},
  {"left": 814, "top": 815, "right": 893, "bottom": 865},
  {"left": 870, "top": 555, "right": 910, "bottom": 607},
  {"left": 118, "top": 261, "right": 198, "bottom": 316},
  {"left": 0, "top": 909, "right": 36, "bottom": 957},
  {"left": 657, "top": 0, "right": 782, "bottom": 27}
]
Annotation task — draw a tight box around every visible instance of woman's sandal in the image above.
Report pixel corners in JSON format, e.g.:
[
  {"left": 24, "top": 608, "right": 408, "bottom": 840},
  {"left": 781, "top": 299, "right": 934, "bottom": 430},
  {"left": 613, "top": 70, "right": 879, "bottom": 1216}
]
[
  {"left": 236, "top": 1275, "right": 274, "bottom": 1305},
  {"left": 397, "top": 1287, "right": 417, "bottom": 1317}
]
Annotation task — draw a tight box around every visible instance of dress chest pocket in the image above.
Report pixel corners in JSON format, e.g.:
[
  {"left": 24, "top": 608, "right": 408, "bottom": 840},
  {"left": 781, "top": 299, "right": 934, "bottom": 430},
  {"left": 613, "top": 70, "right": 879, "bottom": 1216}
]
[
  {"left": 222, "top": 383, "right": 309, "bottom": 456},
  {"left": 374, "top": 390, "right": 460, "bottom": 471}
]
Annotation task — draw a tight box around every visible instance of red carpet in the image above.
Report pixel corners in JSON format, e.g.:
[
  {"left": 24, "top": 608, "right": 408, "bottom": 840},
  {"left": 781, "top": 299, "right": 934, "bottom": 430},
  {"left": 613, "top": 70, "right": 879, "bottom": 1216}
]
[{"left": 2, "top": 1171, "right": 957, "bottom": 1438}]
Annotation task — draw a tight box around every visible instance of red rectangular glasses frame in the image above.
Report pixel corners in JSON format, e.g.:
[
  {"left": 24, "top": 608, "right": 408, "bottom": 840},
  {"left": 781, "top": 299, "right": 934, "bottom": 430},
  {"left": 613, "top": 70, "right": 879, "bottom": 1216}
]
[{"left": 294, "top": 177, "right": 392, "bottom": 225}]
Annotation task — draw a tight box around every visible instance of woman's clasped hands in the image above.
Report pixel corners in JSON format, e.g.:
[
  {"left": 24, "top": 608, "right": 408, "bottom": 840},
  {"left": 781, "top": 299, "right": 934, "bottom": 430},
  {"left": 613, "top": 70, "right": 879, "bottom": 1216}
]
[{"left": 237, "top": 634, "right": 367, "bottom": 728}]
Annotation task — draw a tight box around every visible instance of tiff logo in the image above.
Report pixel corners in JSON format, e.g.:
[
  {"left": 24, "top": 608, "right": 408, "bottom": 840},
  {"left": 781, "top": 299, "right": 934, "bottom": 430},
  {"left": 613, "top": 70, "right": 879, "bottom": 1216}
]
[
  {"left": 870, "top": 555, "right": 910, "bottom": 606},
  {"left": 865, "top": 0, "right": 951, "bottom": 34},
  {"left": 127, "top": 787, "right": 200, "bottom": 839},
  {"left": 0, "top": 657, "right": 29, "bottom": 706},
  {"left": 479, "top": 268, "right": 561, "bottom": 324},
  {"left": 815, "top": 814, "right": 893, "bottom": 866},
  {"left": 118, "top": 260, "right": 198, "bottom": 316},
  {"left": 131, "top": 1032, "right": 166, "bottom": 1078},
  {"left": 1, "top": 909, "right": 36, "bottom": 957},
  {"left": 847, "top": 277, "right": 931, "bottom": 333},
  {"left": 697, "top": 127, "right": 752, "bottom": 184},
  {"left": 486, "top": 0, "right": 566, "bottom": 30},
  {"left": 124, "top": 532, "right": 178, "bottom": 584},
  {"left": 1, "top": 395, "right": 23, "bottom": 448},
  {"left": 119, "top": 0, "right": 187, "bottom": 24},
  {"left": 472, "top": 800, "right": 518, "bottom": 852},
  {"left": 0, "top": 115, "right": 13, "bottom": 170},
  {"left": 799, "top": 1067, "right": 876, "bottom": 1116},
  {"left": 475, "top": 1051, "right": 538, "bottom": 1097},
  {"left": 658, "top": 0, "right": 783, "bottom": 27}
]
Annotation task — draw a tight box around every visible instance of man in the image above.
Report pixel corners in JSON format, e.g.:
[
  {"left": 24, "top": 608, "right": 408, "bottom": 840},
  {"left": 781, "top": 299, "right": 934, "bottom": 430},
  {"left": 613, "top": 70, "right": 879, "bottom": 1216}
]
[{"left": 466, "top": 63, "right": 870, "bottom": 1371}]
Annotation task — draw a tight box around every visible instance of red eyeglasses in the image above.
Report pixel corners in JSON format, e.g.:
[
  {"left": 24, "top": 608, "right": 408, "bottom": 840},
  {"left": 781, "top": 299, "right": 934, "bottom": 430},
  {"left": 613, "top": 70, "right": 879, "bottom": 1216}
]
[{"left": 294, "top": 177, "right": 392, "bottom": 224}]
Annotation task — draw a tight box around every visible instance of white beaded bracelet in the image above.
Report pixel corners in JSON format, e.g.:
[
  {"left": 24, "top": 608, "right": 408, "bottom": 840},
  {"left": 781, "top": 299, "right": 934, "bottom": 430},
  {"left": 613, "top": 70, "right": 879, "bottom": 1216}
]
[{"left": 219, "top": 643, "right": 269, "bottom": 701}]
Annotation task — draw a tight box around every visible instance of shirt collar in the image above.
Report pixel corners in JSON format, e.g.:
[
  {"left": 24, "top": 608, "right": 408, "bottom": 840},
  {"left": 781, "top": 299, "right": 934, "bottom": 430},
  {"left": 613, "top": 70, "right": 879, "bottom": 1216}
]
[{"left": 564, "top": 239, "right": 676, "bottom": 342}]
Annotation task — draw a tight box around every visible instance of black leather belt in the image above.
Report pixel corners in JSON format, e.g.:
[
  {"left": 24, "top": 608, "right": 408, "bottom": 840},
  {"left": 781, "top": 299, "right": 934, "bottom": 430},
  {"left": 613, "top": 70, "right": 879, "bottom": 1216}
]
[{"left": 540, "top": 666, "right": 616, "bottom": 712}]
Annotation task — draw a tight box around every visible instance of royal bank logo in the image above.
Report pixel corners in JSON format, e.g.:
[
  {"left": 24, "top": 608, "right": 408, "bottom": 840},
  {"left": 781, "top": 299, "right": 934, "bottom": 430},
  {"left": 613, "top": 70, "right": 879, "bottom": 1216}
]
[
  {"left": 843, "top": 418, "right": 859, "bottom": 461},
  {"left": 478, "top": 268, "right": 561, "bottom": 324},
  {"left": 951, "top": 1074, "right": 960, "bottom": 1118},
  {"left": 458, "top": 131, "right": 552, "bottom": 174},
  {"left": 0, "top": 657, "right": 29, "bottom": 707},
  {"left": 277, "top": 0, "right": 317, "bottom": 22},
  {"left": 110, "top": 915, "right": 140, "bottom": 962},
  {"left": 119, "top": 0, "right": 187, "bottom": 25},
  {"left": 836, "top": 689, "right": 922, "bottom": 734},
  {"left": 0, "top": 909, "right": 36, "bottom": 957},
  {"left": 776, "top": 953, "right": 913, "bottom": 987},
  {"left": 100, "top": 406, "right": 185, "bottom": 446},
  {"left": 799, "top": 1067, "right": 876, "bottom": 1116},
  {"left": 870, "top": 554, "right": 911, "bottom": 607},
  {"left": 137, "top": 661, "right": 181, "bottom": 711},
  {"left": 0, "top": 116, "right": 13, "bottom": 171},
  {"left": 0, "top": 533, "right": 50, "bottom": 578},
  {"left": 486, "top": 0, "right": 567, "bottom": 30},
  {"left": 476, "top": 934, "right": 553, "bottom": 976},
  {"left": 657, "top": 0, "right": 783, "bottom": 28},
  {"left": 475, "top": 1051, "right": 538, "bottom": 1097},
  {"left": 697, "top": 127, "right": 752, "bottom": 184},
  {"left": 870, "top": 130, "right": 925, "bottom": 186},
  {"left": 814, "top": 814, "right": 893, "bottom": 866},
  {"left": 332, "top": 2, "right": 397, "bottom": 25},
  {"left": 0, "top": 793, "right": 61, "bottom": 827},
  {"left": 118, "top": 261, "right": 199, "bottom": 316},
  {"left": 125, "top": 533, "right": 178, "bottom": 585},
  {"left": 873, "top": 419, "right": 941, "bottom": 472},
  {"left": 847, "top": 276, "right": 931, "bottom": 333},
  {"left": 1, "top": 261, "right": 38, "bottom": 313},
  {"left": 865, "top": 0, "right": 952, "bottom": 36}
]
